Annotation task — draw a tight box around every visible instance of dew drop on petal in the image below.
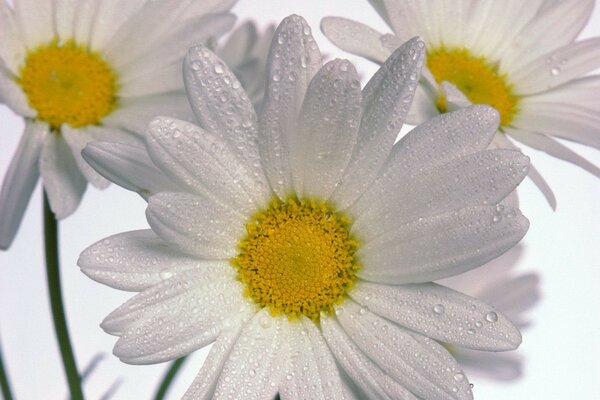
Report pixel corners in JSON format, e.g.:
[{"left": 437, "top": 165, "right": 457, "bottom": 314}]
[
  {"left": 485, "top": 311, "right": 498, "bottom": 322},
  {"left": 433, "top": 304, "right": 445, "bottom": 314}
]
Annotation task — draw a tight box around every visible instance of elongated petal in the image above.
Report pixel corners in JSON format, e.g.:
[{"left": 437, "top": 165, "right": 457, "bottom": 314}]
[
  {"left": 0, "top": 121, "right": 47, "bottom": 249},
  {"left": 320, "top": 17, "right": 389, "bottom": 63},
  {"left": 40, "top": 133, "right": 87, "bottom": 219},
  {"left": 182, "top": 324, "right": 244, "bottom": 400},
  {"left": 280, "top": 318, "right": 353, "bottom": 400},
  {"left": 82, "top": 141, "right": 182, "bottom": 199},
  {"left": 218, "top": 21, "right": 257, "bottom": 67},
  {"left": 356, "top": 206, "right": 529, "bottom": 283},
  {"left": 110, "top": 268, "right": 252, "bottom": 364},
  {"left": 351, "top": 282, "right": 522, "bottom": 351},
  {"left": 321, "top": 315, "right": 418, "bottom": 400},
  {"left": 78, "top": 229, "right": 212, "bottom": 291},
  {"left": 292, "top": 59, "right": 362, "bottom": 199},
  {"left": 333, "top": 38, "right": 424, "bottom": 208},
  {"left": 146, "top": 117, "right": 267, "bottom": 211},
  {"left": 0, "top": 1, "right": 25, "bottom": 73},
  {"left": 0, "top": 68, "right": 35, "bottom": 117},
  {"left": 14, "top": 0, "right": 54, "bottom": 49},
  {"left": 352, "top": 149, "right": 529, "bottom": 238},
  {"left": 335, "top": 300, "right": 474, "bottom": 400},
  {"left": 258, "top": 14, "right": 322, "bottom": 198},
  {"left": 511, "top": 38, "right": 600, "bottom": 95},
  {"left": 213, "top": 310, "right": 288, "bottom": 400},
  {"left": 146, "top": 192, "right": 245, "bottom": 259}
]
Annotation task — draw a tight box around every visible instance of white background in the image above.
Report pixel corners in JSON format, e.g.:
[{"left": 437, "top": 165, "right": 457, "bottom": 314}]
[{"left": 1, "top": 1, "right": 599, "bottom": 399}]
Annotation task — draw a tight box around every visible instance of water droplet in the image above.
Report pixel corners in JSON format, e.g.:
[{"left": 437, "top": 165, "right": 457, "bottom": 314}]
[
  {"left": 550, "top": 66, "right": 560, "bottom": 76},
  {"left": 467, "top": 328, "right": 476, "bottom": 335},
  {"left": 259, "top": 315, "right": 272, "bottom": 328},
  {"left": 485, "top": 311, "right": 498, "bottom": 322},
  {"left": 454, "top": 372, "right": 465, "bottom": 382},
  {"left": 249, "top": 369, "right": 256, "bottom": 377},
  {"left": 433, "top": 304, "right": 445, "bottom": 314},
  {"left": 214, "top": 64, "right": 224, "bottom": 74}
]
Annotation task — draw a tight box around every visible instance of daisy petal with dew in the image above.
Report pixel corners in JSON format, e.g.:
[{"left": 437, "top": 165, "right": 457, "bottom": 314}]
[
  {"left": 0, "top": 0, "right": 237, "bottom": 249},
  {"left": 80, "top": 15, "right": 530, "bottom": 400},
  {"left": 322, "top": 0, "right": 600, "bottom": 208}
]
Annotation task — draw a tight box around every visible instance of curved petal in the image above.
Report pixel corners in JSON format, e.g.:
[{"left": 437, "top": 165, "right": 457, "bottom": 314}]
[
  {"left": 351, "top": 282, "right": 522, "bottom": 351},
  {"left": 292, "top": 59, "right": 362, "bottom": 199},
  {"left": 40, "top": 132, "right": 87, "bottom": 219},
  {"left": 0, "top": 120, "right": 47, "bottom": 249},
  {"left": 146, "top": 117, "right": 267, "bottom": 211},
  {"left": 333, "top": 38, "right": 425, "bottom": 208},
  {"left": 356, "top": 206, "right": 529, "bottom": 284},
  {"left": 258, "top": 14, "right": 322, "bottom": 198},
  {"left": 78, "top": 229, "right": 212, "bottom": 291},
  {"left": 146, "top": 191, "right": 245, "bottom": 259},
  {"left": 0, "top": 68, "right": 35, "bottom": 117},
  {"left": 334, "top": 300, "right": 474, "bottom": 400},
  {"left": 82, "top": 141, "right": 182, "bottom": 200},
  {"left": 213, "top": 310, "right": 288, "bottom": 400},
  {"left": 320, "top": 17, "right": 389, "bottom": 64}
]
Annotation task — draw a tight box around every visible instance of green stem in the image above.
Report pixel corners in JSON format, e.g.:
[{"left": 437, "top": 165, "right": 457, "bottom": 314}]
[
  {"left": 44, "top": 193, "right": 84, "bottom": 400},
  {"left": 0, "top": 341, "right": 13, "bottom": 400},
  {"left": 153, "top": 356, "right": 187, "bottom": 400}
]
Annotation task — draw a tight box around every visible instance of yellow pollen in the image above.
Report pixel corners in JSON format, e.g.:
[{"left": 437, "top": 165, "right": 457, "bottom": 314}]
[
  {"left": 18, "top": 40, "right": 118, "bottom": 129},
  {"left": 427, "top": 47, "right": 519, "bottom": 126},
  {"left": 231, "top": 197, "right": 360, "bottom": 321}
]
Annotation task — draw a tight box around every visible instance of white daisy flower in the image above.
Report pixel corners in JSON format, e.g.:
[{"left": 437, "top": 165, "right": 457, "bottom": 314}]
[
  {"left": 0, "top": 0, "right": 237, "bottom": 249},
  {"left": 322, "top": 0, "right": 600, "bottom": 208},
  {"left": 439, "top": 245, "right": 541, "bottom": 381},
  {"left": 79, "top": 15, "right": 530, "bottom": 400},
  {"left": 217, "top": 21, "right": 275, "bottom": 108}
]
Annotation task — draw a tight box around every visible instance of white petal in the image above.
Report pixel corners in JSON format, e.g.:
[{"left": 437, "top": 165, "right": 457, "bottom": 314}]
[
  {"left": 511, "top": 38, "right": 600, "bottom": 95},
  {"left": 507, "top": 128, "right": 600, "bottom": 178},
  {"left": 441, "top": 81, "right": 471, "bottom": 111},
  {"left": 512, "top": 100, "right": 600, "bottom": 150},
  {"left": 54, "top": 0, "right": 77, "bottom": 42},
  {"left": 102, "top": 92, "right": 194, "bottom": 135},
  {"left": 335, "top": 300, "right": 474, "bottom": 400},
  {"left": 351, "top": 282, "right": 522, "bottom": 351},
  {"left": 118, "top": 63, "right": 182, "bottom": 98},
  {"left": 258, "top": 15, "right": 322, "bottom": 198},
  {"left": 320, "top": 17, "right": 389, "bottom": 64},
  {"left": 280, "top": 318, "right": 353, "bottom": 400},
  {"left": 182, "top": 324, "right": 244, "bottom": 400},
  {"left": 352, "top": 149, "right": 529, "bottom": 238},
  {"left": 14, "top": 0, "right": 54, "bottom": 49},
  {"left": 82, "top": 141, "right": 181, "bottom": 200},
  {"left": 39, "top": 133, "right": 87, "bottom": 219},
  {"left": 146, "top": 192, "right": 245, "bottom": 259},
  {"left": 213, "top": 310, "right": 288, "bottom": 400},
  {"left": 183, "top": 45, "right": 269, "bottom": 201},
  {"left": 146, "top": 117, "right": 267, "bottom": 212},
  {"left": 356, "top": 206, "right": 529, "bottom": 284},
  {"left": 0, "top": 1, "right": 25, "bottom": 73},
  {"left": 321, "top": 315, "right": 418, "bottom": 400},
  {"left": 109, "top": 268, "right": 252, "bottom": 364},
  {"left": 0, "top": 120, "right": 46, "bottom": 249},
  {"left": 0, "top": 68, "right": 35, "bottom": 117},
  {"left": 333, "top": 38, "right": 424, "bottom": 208},
  {"left": 78, "top": 229, "right": 211, "bottom": 291},
  {"left": 87, "top": 0, "right": 146, "bottom": 50},
  {"left": 292, "top": 59, "right": 362, "bottom": 199},
  {"left": 218, "top": 21, "right": 258, "bottom": 67}
]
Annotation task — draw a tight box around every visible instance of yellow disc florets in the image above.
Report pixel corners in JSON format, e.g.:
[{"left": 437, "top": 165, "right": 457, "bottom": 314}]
[
  {"left": 231, "top": 197, "right": 360, "bottom": 321},
  {"left": 427, "top": 47, "right": 519, "bottom": 127},
  {"left": 18, "top": 40, "right": 118, "bottom": 129}
]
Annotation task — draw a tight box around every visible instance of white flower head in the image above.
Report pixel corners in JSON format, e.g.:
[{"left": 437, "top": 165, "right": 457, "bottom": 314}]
[
  {"left": 80, "top": 15, "right": 531, "bottom": 400},
  {"left": 0, "top": 0, "right": 237, "bottom": 249},
  {"left": 322, "top": 0, "right": 600, "bottom": 208}
]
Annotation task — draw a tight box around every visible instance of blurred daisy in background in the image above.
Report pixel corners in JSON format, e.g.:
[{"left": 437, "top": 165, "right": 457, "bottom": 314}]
[
  {"left": 0, "top": 0, "right": 236, "bottom": 249},
  {"left": 322, "top": 0, "right": 600, "bottom": 208},
  {"left": 439, "top": 245, "right": 541, "bottom": 382},
  {"left": 80, "top": 15, "right": 531, "bottom": 400}
]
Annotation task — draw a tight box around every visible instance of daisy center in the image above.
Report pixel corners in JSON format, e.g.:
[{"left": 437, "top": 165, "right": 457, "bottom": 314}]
[
  {"left": 231, "top": 198, "right": 360, "bottom": 321},
  {"left": 427, "top": 47, "right": 519, "bottom": 126},
  {"left": 18, "top": 40, "right": 118, "bottom": 129}
]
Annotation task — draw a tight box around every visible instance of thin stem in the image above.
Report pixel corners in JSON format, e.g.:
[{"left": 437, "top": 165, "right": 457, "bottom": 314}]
[
  {"left": 44, "top": 193, "right": 84, "bottom": 400},
  {"left": 0, "top": 341, "right": 13, "bottom": 400},
  {"left": 153, "top": 356, "right": 187, "bottom": 400}
]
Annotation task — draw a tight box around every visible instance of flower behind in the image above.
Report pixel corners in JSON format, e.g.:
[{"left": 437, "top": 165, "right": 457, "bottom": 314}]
[{"left": 80, "top": 15, "right": 530, "bottom": 400}]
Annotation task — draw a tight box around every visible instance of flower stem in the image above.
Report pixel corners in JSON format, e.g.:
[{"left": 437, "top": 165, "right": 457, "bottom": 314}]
[
  {"left": 153, "top": 356, "right": 187, "bottom": 400},
  {"left": 44, "top": 192, "right": 84, "bottom": 400},
  {"left": 0, "top": 341, "right": 13, "bottom": 400}
]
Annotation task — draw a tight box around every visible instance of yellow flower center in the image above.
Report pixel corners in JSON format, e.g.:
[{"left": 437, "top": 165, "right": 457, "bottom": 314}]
[
  {"left": 231, "top": 197, "right": 360, "bottom": 321},
  {"left": 427, "top": 47, "right": 519, "bottom": 126},
  {"left": 18, "top": 40, "right": 118, "bottom": 129}
]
